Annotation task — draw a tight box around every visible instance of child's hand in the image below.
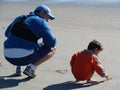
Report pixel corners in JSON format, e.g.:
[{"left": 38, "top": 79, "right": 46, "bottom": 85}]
[
  {"left": 105, "top": 75, "right": 109, "bottom": 80},
  {"left": 105, "top": 75, "right": 112, "bottom": 81}
]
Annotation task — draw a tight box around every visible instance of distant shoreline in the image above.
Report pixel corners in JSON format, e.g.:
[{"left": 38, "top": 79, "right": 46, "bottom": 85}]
[{"left": 0, "top": 0, "right": 120, "bottom": 7}]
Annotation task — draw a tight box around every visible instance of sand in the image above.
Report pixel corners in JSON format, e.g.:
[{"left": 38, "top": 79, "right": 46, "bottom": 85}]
[{"left": 0, "top": 0, "right": 120, "bottom": 90}]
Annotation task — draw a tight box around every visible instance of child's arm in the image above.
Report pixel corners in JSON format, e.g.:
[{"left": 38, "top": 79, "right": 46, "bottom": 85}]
[{"left": 92, "top": 58, "right": 108, "bottom": 79}]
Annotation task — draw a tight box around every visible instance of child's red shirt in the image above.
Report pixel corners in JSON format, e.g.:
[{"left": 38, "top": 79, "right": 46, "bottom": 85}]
[{"left": 70, "top": 50, "right": 105, "bottom": 81}]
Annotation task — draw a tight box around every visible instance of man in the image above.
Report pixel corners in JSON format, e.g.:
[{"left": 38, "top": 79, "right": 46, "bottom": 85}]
[{"left": 4, "top": 5, "right": 57, "bottom": 79}]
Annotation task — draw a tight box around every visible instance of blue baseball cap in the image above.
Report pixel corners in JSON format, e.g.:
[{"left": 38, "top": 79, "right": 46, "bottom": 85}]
[{"left": 35, "top": 5, "right": 55, "bottom": 20}]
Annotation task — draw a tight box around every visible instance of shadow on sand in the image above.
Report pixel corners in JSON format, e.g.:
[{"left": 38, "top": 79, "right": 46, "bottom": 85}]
[
  {"left": 0, "top": 74, "right": 30, "bottom": 89},
  {"left": 43, "top": 80, "right": 105, "bottom": 90}
]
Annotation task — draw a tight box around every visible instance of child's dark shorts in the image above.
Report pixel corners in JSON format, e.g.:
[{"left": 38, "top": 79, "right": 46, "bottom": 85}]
[{"left": 5, "top": 45, "right": 51, "bottom": 66}]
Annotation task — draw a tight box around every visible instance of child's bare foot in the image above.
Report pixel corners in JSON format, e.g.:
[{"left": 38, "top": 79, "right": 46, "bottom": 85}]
[
  {"left": 87, "top": 78, "right": 98, "bottom": 83},
  {"left": 75, "top": 80, "right": 80, "bottom": 82}
]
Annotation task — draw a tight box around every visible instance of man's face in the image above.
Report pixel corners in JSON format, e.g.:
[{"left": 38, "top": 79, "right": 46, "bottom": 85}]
[
  {"left": 44, "top": 14, "right": 50, "bottom": 22},
  {"left": 39, "top": 11, "right": 50, "bottom": 22}
]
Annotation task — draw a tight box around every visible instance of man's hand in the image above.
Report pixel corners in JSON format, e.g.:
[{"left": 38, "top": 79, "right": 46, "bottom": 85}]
[{"left": 51, "top": 48, "right": 56, "bottom": 52}]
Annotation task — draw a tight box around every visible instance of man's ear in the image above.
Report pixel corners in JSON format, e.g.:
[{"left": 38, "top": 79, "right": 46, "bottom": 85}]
[
  {"left": 38, "top": 11, "right": 44, "bottom": 18},
  {"left": 41, "top": 11, "right": 47, "bottom": 16},
  {"left": 38, "top": 10, "right": 42, "bottom": 15}
]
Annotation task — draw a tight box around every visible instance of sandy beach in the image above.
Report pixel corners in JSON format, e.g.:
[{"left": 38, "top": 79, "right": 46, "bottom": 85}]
[{"left": 0, "top": 0, "right": 120, "bottom": 90}]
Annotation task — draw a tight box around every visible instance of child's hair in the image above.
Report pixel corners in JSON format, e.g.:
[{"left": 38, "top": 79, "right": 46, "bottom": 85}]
[{"left": 87, "top": 40, "right": 103, "bottom": 51}]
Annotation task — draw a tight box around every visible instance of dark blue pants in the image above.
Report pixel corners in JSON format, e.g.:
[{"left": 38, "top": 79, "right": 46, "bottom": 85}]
[{"left": 5, "top": 45, "right": 51, "bottom": 66}]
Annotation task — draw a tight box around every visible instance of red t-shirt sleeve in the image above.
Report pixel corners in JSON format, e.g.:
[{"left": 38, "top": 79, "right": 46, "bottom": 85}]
[{"left": 92, "top": 57, "right": 106, "bottom": 77}]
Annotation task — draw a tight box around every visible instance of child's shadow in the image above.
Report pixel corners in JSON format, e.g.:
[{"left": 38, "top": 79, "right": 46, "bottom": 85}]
[
  {"left": 43, "top": 81, "right": 105, "bottom": 90},
  {"left": 0, "top": 74, "right": 30, "bottom": 89}
]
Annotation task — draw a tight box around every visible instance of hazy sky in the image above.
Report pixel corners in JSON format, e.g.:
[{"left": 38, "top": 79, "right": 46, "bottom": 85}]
[{"left": 1, "top": 0, "right": 120, "bottom": 2}]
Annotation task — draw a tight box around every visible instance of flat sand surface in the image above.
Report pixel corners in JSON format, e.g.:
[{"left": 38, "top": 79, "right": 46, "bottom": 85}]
[{"left": 0, "top": 0, "right": 120, "bottom": 90}]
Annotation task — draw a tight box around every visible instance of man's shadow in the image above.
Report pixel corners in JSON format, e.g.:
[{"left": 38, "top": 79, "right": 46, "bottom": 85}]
[
  {"left": 0, "top": 74, "right": 31, "bottom": 89},
  {"left": 43, "top": 80, "right": 105, "bottom": 90}
]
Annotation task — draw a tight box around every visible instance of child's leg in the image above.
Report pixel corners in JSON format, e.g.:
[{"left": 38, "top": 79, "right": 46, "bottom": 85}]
[{"left": 87, "top": 78, "right": 98, "bottom": 83}]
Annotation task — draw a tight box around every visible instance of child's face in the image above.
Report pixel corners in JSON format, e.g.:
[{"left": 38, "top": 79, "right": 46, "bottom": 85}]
[{"left": 94, "top": 48, "right": 101, "bottom": 55}]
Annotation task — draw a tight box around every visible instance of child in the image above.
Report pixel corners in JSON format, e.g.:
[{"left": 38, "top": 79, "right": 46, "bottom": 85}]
[{"left": 70, "top": 40, "right": 108, "bottom": 83}]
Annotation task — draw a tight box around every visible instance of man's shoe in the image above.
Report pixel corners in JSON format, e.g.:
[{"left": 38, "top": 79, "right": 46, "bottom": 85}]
[
  {"left": 23, "top": 66, "right": 36, "bottom": 78},
  {"left": 15, "top": 66, "right": 22, "bottom": 76}
]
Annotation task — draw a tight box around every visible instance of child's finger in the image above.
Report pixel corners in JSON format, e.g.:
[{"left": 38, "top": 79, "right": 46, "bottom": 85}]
[{"left": 106, "top": 77, "right": 112, "bottom": 81}]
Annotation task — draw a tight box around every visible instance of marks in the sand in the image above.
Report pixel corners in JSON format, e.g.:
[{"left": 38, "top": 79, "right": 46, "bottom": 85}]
[
  {"left": 55, "top": 69, "right": 69, "bottom": 74},
  {"left": 2, "top": 27, "right": 5, "bottom": 29},
  {"left": 0, "top": 63, "right": 2, "bottom": 66}
]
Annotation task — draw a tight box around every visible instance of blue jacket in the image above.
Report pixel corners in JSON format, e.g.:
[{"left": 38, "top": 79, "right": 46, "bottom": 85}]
[{"left": 4, "top": 12, "right": 57, "bottom": 50}]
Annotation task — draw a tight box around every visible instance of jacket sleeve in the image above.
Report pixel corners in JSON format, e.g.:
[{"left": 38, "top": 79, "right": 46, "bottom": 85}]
[
  {"left": 92, "top": 57, "right": 106, "bottom": 77},
  {"left": 5, "top": 23, "right": 12, "bottom": 37},
  {"left": 40, "top": 20, "right": 57, "bottom": 48}
]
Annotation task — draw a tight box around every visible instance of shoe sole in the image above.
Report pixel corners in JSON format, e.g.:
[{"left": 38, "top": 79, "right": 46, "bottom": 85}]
[{"left": 23, "top": 71, "right": 36, "bottom": 79}]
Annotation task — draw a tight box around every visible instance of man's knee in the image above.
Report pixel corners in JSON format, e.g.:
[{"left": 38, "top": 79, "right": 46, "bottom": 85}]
[
  {"left": 48, "top": 47, "right": 56, "bottom": 57},
  {"left": 51, "top": 48, "right": 56, "bottom": 53}
]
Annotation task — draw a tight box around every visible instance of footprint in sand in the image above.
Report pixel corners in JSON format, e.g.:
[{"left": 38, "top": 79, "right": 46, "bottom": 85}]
[
  {"left": 0, "top": 63, "right": 2, "bottom": 66},
  {"left": 55, "top": 69, "right": 69, "bottom": 74}
]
